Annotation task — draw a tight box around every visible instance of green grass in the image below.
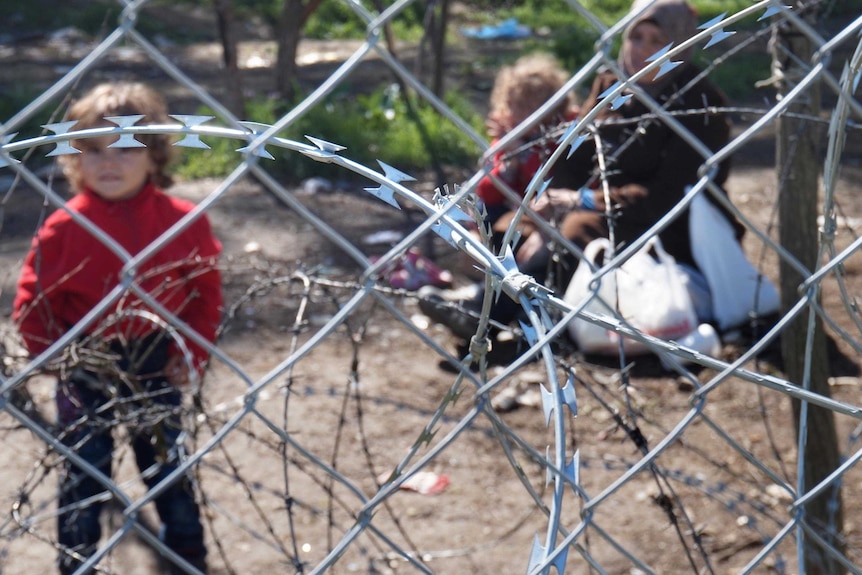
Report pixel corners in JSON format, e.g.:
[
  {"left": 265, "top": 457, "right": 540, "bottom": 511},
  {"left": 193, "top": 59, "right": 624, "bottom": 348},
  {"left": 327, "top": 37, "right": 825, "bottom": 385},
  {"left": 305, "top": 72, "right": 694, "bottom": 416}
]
[
  {"left": 4, "top": 0, "right": 809, "bottom": 180},
  {"left": 461, "top": 0, "right": 776, "bottom": 80},
  {"left": 0, "top": 88, "right": 57, "bottom": 169},
  {"left": 4, "top": 0, "right": 215, "bottom": 43},
  {"left": 173, "top": 1, "right": 780, "bottom": 181},
  {"left": 0, "top": 88, "right": 49, "bottom": 134},
  {"left": 701, "top": 52, "right": 772, "bottom": 102},
  {"left": 175, "top": 85, "right": 485, "bottom": 183}
]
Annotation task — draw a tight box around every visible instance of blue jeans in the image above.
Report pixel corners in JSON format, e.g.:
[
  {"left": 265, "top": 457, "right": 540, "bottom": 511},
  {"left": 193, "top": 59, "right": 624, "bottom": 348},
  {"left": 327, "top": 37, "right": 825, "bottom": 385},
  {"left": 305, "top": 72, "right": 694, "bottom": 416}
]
[
  {"left": 56, "top": 336, "right": 206, "bottom": 574},
  {"left": 678, "top": 263, "right": 714, "bottom": 324}
]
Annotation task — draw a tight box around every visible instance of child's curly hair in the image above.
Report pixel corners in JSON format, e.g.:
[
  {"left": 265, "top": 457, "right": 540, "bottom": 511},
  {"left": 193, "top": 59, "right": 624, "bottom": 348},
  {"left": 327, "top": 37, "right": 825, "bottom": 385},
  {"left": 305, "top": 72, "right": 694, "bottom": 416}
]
[
  {"left": 488, "top": 52, "right": 574, "bottom": 136},
  {"left": 58, "top": 82, "right": 174, "bottom": 192}
]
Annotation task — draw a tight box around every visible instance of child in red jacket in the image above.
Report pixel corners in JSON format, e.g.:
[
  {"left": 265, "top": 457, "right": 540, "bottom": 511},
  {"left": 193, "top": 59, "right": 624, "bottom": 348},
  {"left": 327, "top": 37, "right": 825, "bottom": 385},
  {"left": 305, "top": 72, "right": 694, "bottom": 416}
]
[
  {"left": 418, "top": 53, "right": 578, "bottom": 362},
  {"left": 13, "top": 82, "right": 220, "bottom": 574},
  {"left": 477, "top": 52, "right": 578, "bottom": 240}
]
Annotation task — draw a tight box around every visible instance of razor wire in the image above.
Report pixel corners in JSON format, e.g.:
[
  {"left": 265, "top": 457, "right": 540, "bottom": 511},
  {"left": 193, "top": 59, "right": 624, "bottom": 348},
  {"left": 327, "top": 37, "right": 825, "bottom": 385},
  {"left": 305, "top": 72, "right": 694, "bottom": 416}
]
[{"left": 1, "top": 0, "right": 862, "bottom": 574}]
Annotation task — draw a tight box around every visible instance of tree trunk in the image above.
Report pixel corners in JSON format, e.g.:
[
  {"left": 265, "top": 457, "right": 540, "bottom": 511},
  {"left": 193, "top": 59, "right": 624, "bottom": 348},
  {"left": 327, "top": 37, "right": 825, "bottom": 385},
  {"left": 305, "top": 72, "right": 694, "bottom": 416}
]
[
  {"left": 430, "top": 0, "right": 448, "bottom": 97},
  {"left": 772, "top": 6, "right": 845, "bottom": 574},
  {"left": 214, "top": 0, "right": 245, "bottom": 117},
  {"left": 275, "top": 0, "right": 304, "bottom": 102},
  {"left": 275, "top": 0, "right": 325, "bottom": 103}
]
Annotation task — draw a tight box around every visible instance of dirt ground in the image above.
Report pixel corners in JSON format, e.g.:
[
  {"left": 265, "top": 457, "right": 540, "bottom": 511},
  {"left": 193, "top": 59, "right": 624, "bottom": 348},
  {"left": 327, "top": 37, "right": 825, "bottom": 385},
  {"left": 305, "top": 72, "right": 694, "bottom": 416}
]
[{"left": 3, "top": 15, "right": 862, "bottom": 575}]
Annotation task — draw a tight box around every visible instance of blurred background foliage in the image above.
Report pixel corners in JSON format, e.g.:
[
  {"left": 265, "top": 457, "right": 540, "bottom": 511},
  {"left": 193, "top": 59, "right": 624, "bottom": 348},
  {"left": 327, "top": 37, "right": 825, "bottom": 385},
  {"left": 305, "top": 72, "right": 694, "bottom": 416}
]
[{"left": 2, "top": 0, "right": 859, "bottom": 182}]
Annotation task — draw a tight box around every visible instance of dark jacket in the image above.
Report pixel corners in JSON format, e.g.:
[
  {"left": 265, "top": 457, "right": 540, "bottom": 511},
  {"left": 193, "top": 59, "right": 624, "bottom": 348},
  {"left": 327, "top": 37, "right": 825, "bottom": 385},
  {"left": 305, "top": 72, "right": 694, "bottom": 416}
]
[{"left": 551, "top": 63, "right": 738, "bottom": 269}]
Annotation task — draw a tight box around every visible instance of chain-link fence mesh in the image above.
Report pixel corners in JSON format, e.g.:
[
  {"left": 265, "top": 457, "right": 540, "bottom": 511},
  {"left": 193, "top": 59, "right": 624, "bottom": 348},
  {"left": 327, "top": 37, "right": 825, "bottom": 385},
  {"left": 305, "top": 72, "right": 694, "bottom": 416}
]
[{"left": 2, "top": 0, "right": 862, "bottom": 573}]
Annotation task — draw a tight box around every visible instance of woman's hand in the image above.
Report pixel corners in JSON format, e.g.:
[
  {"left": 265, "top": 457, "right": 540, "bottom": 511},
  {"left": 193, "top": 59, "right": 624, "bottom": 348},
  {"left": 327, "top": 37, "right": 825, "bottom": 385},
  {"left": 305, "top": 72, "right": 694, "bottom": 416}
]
[
  {"left": 582, "top": 70, "right": 625, "bottom": 121},
  {"left": 608, "top": 183, "right": 648, "bottom": 209},
  {"left": 516, "top": 230, "right": 546, "bottom": 263},
  {"left": 530, "top": 188, "right": 581, "bottom": 217}
]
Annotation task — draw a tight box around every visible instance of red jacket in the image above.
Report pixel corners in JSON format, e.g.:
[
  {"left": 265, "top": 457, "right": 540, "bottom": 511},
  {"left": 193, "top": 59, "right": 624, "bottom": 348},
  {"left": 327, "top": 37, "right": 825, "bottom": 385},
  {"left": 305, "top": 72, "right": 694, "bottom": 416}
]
[
  {"left": 476, "top": 136, "right": 545, "bottom": 212},
  {"left": 13, "top": 182, "right": 223, "bottom": 372},
  {"left": 476, "top": 111, "right": 578, "bottom": 218}
]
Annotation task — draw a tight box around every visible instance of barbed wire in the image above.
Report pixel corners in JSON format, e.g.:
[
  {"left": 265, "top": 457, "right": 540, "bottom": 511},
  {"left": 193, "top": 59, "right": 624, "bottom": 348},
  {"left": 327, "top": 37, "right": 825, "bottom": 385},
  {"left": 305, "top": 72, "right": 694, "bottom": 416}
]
[{"left": 1, "top": 0, "right": 862, "bottom": 574}]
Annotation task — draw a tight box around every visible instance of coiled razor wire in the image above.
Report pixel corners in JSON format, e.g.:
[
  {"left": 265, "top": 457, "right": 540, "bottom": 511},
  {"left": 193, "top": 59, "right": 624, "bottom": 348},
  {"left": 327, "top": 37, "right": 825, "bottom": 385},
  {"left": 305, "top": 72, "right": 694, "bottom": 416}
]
[{"left": 1, "top": 0, "right": 862, "bottom": 573}]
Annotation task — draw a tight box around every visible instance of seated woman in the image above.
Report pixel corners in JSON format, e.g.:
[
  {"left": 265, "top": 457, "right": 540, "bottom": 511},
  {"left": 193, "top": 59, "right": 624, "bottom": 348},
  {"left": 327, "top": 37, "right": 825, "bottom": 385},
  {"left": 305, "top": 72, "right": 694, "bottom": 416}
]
[
  {"left": 423, "top": 0, "right": 747, "bottom": 364},
  {"left": 542, "top": 0, "right": 742, "bottom": 326}
]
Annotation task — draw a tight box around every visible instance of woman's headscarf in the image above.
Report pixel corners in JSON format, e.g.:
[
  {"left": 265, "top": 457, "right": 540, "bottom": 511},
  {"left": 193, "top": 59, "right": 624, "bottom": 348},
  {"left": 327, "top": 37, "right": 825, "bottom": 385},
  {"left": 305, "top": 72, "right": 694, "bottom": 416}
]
[{"left": 619, "top": 0, "right": 699, "bottom": 77}]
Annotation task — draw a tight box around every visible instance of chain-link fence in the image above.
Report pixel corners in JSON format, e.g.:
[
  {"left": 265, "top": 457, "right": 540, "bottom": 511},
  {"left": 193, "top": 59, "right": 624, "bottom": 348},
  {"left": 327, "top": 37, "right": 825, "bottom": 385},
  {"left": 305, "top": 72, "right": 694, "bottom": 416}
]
[{"left": 2, "top": 0, "right": 862, "bottom": 573}]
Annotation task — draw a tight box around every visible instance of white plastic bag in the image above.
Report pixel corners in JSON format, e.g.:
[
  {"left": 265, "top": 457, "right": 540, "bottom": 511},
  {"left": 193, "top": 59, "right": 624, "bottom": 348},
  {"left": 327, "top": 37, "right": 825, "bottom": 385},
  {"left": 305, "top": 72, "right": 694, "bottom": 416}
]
[
  {"left": 689, "top": 193, "right": 780, "bottom": 331},
  {"left": 564, "top": 236, "right": 698, "bottom": 355}
]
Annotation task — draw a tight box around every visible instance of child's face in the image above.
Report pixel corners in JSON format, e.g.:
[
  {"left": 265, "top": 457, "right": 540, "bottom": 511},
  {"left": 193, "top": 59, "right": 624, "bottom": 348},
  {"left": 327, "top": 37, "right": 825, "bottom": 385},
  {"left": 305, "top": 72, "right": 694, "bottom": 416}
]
[
  {"left": 78, "top": 135, "right": 154, "bottom": 201},
  {"left": 507, "top": 106, "right": 532, "bottom": 131}
]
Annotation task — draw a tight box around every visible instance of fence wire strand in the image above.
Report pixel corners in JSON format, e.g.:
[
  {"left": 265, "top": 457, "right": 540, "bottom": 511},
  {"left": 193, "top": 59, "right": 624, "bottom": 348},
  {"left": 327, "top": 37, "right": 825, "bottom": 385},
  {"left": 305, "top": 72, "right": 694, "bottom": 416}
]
[{"left": 2, "top": 0, "right": 862, "bottom": 574}]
